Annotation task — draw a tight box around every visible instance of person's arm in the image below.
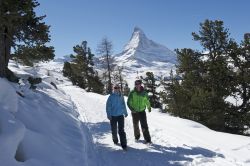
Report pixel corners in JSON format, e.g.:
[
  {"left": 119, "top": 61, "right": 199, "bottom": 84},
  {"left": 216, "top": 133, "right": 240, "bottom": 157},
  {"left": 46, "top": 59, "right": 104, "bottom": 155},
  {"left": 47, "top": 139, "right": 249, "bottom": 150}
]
[
  {"left": 106, "top": 96, "right": 112, "bottom": 119},
  {"left": 127, "top": 91, "right": 134, "bottom": 112}
]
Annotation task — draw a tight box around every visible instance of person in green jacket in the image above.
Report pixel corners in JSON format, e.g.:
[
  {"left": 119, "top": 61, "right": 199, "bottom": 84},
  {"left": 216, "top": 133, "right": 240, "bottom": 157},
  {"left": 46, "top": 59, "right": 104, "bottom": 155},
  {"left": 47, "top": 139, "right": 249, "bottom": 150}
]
[{"left": 127, "top": 79, "right": 152, "bottom": 143}]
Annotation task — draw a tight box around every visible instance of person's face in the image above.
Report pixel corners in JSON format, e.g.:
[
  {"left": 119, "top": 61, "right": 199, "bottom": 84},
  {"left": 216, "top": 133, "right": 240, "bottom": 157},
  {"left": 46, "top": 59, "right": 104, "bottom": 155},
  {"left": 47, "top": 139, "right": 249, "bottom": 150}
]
[
  {"left": 135, "top": 82, "right": 141, "bottom": 91},
  {"left": 113, "top": 86, "right": 120, "bottom": 92}
]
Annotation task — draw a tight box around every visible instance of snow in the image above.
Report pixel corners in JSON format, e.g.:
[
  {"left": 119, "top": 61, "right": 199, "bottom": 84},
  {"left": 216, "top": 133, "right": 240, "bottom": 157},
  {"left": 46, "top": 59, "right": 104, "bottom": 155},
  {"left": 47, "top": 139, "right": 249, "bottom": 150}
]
[
  {"left": 115, "top": 27, "right": 177, "bottom": 69},
  {"left": 0, "top": 60, "right": 250, "bottom": 166},
  {"left": 98, "top": 27, "right": 178, "bottom": 89},
  {"left": 0, "top": 78, "right": 18, "bottom": 113},
  {"left": 225, "top": 95, "right": 243, "bottom": 106}
]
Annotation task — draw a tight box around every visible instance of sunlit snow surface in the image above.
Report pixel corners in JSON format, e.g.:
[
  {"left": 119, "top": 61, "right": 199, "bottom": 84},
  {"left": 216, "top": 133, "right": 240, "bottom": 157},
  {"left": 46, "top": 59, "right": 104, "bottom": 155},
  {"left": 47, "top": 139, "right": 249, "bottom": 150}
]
[{"left": 0, "top": 59, "right": 249, "bottom": 166}]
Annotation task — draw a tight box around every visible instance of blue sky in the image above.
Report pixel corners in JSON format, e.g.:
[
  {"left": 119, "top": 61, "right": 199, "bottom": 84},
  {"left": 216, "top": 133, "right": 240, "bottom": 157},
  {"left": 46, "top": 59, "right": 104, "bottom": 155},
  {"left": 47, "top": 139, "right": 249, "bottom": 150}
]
[{"left": 36, "top": 0, "right": 250, "bottom": 57}]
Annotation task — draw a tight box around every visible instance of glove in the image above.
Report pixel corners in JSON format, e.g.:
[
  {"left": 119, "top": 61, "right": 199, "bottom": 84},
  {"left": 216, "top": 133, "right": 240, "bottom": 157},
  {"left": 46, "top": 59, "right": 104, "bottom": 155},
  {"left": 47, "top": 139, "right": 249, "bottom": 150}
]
[
  {"left": 148, "top": 108, "right": 151, "bottom": 113},
  {"left": 124, "top": 113, "right": 128, "bottom": 117},
  {"left": 108, "top": 116, "right": 112, "bottom": 120}
]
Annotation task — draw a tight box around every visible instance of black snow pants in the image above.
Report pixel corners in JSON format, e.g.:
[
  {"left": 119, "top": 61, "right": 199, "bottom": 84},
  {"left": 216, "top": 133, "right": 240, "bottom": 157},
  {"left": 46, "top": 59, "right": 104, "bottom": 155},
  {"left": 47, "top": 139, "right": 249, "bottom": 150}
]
[
  {"left": 110, "top": 115, "right": 127, "bottom": 148},
  {"left": 131, "top": 111, "right": 151, "bottom": 143}
]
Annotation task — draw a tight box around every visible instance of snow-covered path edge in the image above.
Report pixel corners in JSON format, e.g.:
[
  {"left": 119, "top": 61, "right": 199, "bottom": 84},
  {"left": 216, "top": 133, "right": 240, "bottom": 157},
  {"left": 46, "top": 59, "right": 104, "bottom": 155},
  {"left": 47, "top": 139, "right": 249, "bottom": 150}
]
[{"left": 60, "top": 85, "right": 101, "bottom": 166}]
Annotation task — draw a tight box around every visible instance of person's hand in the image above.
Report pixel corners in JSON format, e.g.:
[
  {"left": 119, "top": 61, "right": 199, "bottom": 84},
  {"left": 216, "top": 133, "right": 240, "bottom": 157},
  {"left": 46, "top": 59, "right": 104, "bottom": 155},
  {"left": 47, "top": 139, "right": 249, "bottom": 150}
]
[
  {"left": 108, "top": 116, "right": 112, "bottom": 120},
  {"left": 124, "top": 113, "right": 128, "bottom": 118},
  {"left": 148, "top": 108, "right": 151, "bottom": 113}
]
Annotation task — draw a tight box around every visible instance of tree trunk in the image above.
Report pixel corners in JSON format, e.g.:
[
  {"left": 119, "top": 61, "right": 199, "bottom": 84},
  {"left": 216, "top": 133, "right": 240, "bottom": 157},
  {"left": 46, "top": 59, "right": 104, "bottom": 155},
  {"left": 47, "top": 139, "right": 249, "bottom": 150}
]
[
  {"left": 119, "top": 69, "right": 123, "bottom": 92},
  {"left": 0, "top": 27, "right": 11, "bottom": 77},
  {"left": 106, "top": 53, "right": 112, "bottom": 94},
  {"left": 0, "top": 30, "right": 7, "bottom": 77}
]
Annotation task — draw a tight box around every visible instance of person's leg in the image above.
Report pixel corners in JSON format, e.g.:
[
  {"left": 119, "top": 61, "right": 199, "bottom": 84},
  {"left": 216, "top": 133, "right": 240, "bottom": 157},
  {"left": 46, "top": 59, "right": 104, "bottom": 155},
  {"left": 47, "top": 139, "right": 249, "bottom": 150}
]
[
  {"left": 132, "top": 113, "right": 140, "bottom": 140},
  {"left": 110, "top": 116, "right": 118, "bottom": 144},
  {"left": 139, "top": 111, "right": 151, "bottom": 143},
  {"left": 117, "top": 115, "right": 127, "bottom": 149}
]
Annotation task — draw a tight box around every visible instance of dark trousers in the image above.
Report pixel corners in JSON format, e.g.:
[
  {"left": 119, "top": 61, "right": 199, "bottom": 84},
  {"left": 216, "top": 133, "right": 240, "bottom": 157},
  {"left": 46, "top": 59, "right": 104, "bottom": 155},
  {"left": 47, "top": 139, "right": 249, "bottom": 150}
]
[
  {"left": 132, "top": 111, "right": 151, "bottom": 142},
  {"left": 110, "top": 115, "right": 127, "bottom": 148}
]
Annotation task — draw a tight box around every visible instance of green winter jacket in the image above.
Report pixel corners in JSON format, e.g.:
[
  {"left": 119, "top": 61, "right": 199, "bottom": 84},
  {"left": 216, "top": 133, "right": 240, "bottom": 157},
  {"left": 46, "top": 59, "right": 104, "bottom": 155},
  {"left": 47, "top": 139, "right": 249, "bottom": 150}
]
[{"left": 127, "top": 88, "right": 151, "bottom": 112}]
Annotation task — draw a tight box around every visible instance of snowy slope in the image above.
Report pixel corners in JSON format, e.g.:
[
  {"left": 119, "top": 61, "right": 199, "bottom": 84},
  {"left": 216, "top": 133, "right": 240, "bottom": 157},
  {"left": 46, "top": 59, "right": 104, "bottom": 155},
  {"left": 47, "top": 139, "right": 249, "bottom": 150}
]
[
  {"left": 1, "top": 61, "right": 98, "bottom": 166},
  {"left": 1, "top": 60, "right": 250, "bottom": 166}
]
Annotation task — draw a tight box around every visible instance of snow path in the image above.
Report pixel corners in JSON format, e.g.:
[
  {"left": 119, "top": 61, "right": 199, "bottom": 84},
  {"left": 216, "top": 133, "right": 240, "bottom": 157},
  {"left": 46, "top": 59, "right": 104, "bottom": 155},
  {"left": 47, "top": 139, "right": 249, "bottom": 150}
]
[
  {"left": 33, "top": 61, "right": 250, "bottom": 166},
  {"left": 61, "top": 85, "right": 244, "bottom": 166}
]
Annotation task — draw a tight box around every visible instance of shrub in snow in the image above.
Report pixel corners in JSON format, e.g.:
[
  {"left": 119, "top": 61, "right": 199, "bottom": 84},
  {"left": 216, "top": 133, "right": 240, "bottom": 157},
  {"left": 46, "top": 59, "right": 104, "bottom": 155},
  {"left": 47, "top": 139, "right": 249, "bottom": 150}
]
[{"left": 27, "top": 76, "right": 42, "bottom": 89}]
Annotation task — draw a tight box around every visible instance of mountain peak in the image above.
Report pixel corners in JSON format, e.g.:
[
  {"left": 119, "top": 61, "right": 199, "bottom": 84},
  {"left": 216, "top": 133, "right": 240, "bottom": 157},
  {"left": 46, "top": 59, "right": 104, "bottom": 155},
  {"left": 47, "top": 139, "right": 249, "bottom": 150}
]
[
  {"left": 133, "top": 26, "right": 145, "bottom": 35},
  {"left": 116, "top": 27, "right": 177, "bottom": 67},
  {"left": 125, "top": 27, "right": 149, "bottom": 50}
]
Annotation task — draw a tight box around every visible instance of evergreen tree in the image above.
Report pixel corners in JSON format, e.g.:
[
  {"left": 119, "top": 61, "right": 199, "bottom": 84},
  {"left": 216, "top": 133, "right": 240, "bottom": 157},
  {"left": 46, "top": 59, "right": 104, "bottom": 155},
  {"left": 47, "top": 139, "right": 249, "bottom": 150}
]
[
  {"left": 63, "top": 62, "right": 72, "bottom": 78},
  {"left": 63, "top": 41, "right": 103, "bottom": 93},
  {"left": 0, "top": 0, "right": 51, "bottom": 78},
  {"left": 225, "top": 34, "right": 250, "bottom": 134},
  {"left": 88, "top": 73, "right": 104, "bottom": 94},
  {"left": 160, "top": 70, "right": 174, "bottom": 112},
  {"left": 161, "top": 69, "right": 190, "bottom": 116},
  {"left": 13, "top": 45, "right": 55, "bottom": 66},
  {"left": 143, "top": 72, "right": 161, "bottom": 108},
  {"left": 164, "top": 19, "right": 250, "bottom": 134}
]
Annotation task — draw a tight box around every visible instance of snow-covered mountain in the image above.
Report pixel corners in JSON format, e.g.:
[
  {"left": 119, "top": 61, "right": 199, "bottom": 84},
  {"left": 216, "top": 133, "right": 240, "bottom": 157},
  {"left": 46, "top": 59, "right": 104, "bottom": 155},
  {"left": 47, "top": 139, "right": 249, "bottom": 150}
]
[
  {"left": 95, "top": 27, "right": 178, "bottom": 88},
  {"left": 1, "top": 60, "right": 250, "bottom": 166},
  {"left": 114, "top": 27, "right": 177, "bottom": 69}
]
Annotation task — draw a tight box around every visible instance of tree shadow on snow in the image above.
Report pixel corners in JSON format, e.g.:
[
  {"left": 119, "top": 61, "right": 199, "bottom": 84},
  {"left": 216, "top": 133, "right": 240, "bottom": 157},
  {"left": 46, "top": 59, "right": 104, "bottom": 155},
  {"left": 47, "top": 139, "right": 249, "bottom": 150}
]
[
  {"left": 98, "top": 142, "right": 224, "bottom": 166},
  {"left": 86, "top": 122, "right": 225, "bottom": 166},
  {"left": 147, "top": 143, "right": 225, "bottom": 165},
  {"left": 87, "top": 121, "right": 111, "bottom": 138}
]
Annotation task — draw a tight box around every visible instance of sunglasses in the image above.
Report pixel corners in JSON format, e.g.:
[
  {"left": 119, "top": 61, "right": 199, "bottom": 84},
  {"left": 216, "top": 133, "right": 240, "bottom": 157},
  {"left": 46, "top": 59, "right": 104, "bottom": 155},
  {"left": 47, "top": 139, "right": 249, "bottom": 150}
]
[
  {"left": 135, "top": 83, "right": 141, "bottom": 85},
  {"left": 114, "top": 87, "right": 120, "bottom": 89}
]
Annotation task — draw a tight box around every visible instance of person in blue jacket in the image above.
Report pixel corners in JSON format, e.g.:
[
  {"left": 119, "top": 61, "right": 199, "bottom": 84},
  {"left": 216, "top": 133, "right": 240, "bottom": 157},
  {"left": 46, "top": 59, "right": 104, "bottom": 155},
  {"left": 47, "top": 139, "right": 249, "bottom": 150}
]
[{"left": 106, "top": 84, "right": 128, "bottom": 150}]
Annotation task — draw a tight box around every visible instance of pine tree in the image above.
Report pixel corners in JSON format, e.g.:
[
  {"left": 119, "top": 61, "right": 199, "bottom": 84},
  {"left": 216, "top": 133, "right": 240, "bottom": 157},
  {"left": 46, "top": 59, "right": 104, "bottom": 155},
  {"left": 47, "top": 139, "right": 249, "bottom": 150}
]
[
  {"left": 160, "top": 70, "right": 174, "bottom": 112},
  {"left": 161, "top": 68, "right": 192, "bottom": 117},
  {"left": 0, "top": 0, "right": 51, "bottom": 78},
  {"left": 224, "top": 33, "right": 250, "bottom": 134},
  {"left": 143, "top": 72, "right": 161, "bottom": 108},
  {"left": 12, "top": 45, "right": 55, "bottom": 66},
  {"left": 165, "top": 20, "right": 240, "bottom": 132},
  {"left": 63, "top": 41, "right": 103, "bottom": 93},
  {"left": 88, "top": 73, "right": 104, "bottom": 94}
]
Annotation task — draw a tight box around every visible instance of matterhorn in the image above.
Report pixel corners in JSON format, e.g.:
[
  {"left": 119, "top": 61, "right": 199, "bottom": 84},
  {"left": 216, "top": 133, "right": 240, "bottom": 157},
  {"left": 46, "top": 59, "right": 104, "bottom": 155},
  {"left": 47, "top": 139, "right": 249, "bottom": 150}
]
[{"left": 114, "top": 27, "right": 177, "bottom": 71}]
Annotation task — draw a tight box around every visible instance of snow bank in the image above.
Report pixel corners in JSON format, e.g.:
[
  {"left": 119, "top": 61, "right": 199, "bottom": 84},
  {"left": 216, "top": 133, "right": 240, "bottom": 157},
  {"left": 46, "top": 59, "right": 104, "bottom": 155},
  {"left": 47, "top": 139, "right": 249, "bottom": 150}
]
[
  {"left": 0, "top": 108, "right": 25, "bottom": 166},
  {"left": 0, "top": 78, "right": 18, "bottom": 113}
]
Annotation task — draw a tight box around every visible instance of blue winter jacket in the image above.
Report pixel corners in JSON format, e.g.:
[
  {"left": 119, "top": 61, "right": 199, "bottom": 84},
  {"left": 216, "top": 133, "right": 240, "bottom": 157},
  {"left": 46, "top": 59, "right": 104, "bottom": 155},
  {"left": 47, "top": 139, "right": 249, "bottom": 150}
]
[{"left": 106, "top": 92, "right": 128, "bottom": 118}]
